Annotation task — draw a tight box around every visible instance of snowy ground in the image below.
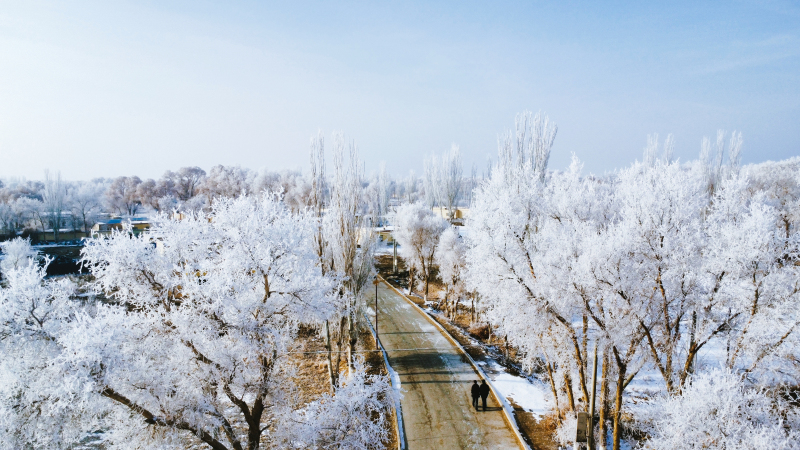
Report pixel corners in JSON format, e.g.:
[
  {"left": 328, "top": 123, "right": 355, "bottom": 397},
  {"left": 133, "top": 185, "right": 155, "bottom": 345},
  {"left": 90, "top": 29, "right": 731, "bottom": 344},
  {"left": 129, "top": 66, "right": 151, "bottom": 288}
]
[
  {"left": 374, "top": 237, "right": 397, "bottom": 256},
  {"left": 481, "top": 360, "right": 552, "bottom": 418}
]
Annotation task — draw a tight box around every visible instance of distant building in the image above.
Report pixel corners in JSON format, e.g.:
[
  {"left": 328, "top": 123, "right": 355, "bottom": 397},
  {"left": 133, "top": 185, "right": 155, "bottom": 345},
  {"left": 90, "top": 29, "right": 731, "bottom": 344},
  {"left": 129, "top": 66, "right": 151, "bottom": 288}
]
[
  {"left": 91, "top": 217, "right": 151, "bottom": 236},
  {"left": 432, "top": 207, "right": 469, "bottom": 223},
  {"left": 170, "top": 211, "right": 189, "bottom": 221}
]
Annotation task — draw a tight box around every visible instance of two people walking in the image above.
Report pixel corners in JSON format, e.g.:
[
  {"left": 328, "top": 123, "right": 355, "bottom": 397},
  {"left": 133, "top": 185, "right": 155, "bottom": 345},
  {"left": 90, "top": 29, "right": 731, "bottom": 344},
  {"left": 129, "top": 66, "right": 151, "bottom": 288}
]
[{"left": 471, "top": 380, "right": 490, "bottom": 411}]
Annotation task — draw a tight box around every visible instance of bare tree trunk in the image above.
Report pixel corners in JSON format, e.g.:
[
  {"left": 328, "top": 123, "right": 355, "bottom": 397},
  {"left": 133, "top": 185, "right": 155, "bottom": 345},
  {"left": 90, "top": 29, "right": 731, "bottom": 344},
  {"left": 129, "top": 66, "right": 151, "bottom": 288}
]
[
  {"left": 688, "top": 310, "right": 697, "bottom": 376},
  {"left": 582, "top": 315, "right": 588, "bottom": 369},
  {"left": 334, "top": 316, "right": 347, "bottom": 382},
  {"left": 546, "top": 361, "right": 562, "bottom": 422},
  {"left": 471, "top": 296, "right": 475, "bottom": 324},
  {"left": 612, "top": 361, "right": 627, "bottom": 450},
  {"left": 347, "top": 312, "right": 357, "bottom": 375},
  {"left": 598, "top": 354, "right": 609, "bottom": 450},
  {"left": 324, "top": 320, "right": 337, "bottom": 391},
  {"left": 564, "top": 371, "right": 576, "bottom": 412}
]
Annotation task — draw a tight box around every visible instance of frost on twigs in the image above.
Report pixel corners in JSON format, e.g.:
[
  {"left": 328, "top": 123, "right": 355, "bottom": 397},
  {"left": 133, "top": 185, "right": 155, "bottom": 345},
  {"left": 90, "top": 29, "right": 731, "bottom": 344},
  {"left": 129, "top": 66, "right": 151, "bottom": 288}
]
[
  {"left": 0, "top": 245, "right": 85, "bottom": 449},
  {"left": 637, "top": 369, "right": 799, "bottom": 450},
  {"left": 279, "top": 357, "right": 395, "bottom": 450},
  {"left": 466, "top": 121, "right": 800, "bottom": 448},
  {"left": 0, "top": 236, "right": 39, "bottom": 278},
  {"left": 390, "top": 202, "right": 447, "bottom": 300},
  {"left": 435, "top": 226, "right": 466, "bottom": 318},
  {"left": 1, "top": 193, "right": 391, "bottom": 450}
]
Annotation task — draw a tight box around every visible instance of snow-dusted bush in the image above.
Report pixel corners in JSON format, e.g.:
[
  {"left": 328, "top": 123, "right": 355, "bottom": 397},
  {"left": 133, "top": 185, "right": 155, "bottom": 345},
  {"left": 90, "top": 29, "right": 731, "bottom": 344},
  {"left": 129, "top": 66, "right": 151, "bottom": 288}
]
[
  {"left": 282, "top": 358, "right": 395, "bottom": 449},
  {"left": 638, "top": 369, "right": 799, "bottom": 450},
  {"left": 554, "top": 413, "right": 578, "bottom": 448},
  {"left": 0, "top": 237, "right": 38, "bottom": 277}
]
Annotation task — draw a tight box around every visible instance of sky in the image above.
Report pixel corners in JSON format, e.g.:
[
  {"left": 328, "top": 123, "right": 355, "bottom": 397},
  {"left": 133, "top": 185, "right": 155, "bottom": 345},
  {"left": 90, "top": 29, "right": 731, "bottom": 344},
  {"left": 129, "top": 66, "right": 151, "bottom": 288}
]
[{"left": 0, "top": 1, "right": 798, "bottom": 181}]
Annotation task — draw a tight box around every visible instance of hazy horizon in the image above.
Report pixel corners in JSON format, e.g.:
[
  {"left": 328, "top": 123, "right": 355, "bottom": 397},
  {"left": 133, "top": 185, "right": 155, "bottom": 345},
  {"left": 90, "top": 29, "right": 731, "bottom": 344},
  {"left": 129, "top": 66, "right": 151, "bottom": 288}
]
[{"left": 1, "top": 1, "right": 798, "bottom": 181}]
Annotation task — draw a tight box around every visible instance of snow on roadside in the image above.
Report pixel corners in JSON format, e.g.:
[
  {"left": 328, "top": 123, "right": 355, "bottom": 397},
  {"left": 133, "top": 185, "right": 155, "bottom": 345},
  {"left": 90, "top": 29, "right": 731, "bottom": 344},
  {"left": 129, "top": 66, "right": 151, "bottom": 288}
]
[
  {"left": 493, "top": 371, "right": 552, "bottom": 418},
  {"left": 374, "top": 242, "right": 396, "bottom": 255},
  {"left": 363, "top": 311, "right": 406, "bottom": 448},
  {"left": 481, "top": 361, "right": 552, "bottom": 419}
]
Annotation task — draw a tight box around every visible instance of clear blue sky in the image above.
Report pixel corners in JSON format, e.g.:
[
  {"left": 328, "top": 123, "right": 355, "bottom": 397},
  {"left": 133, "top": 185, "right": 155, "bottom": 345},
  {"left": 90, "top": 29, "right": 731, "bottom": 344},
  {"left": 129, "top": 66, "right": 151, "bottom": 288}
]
[{"left": 1, "top": 1, "right": 798, "bottom": 180}]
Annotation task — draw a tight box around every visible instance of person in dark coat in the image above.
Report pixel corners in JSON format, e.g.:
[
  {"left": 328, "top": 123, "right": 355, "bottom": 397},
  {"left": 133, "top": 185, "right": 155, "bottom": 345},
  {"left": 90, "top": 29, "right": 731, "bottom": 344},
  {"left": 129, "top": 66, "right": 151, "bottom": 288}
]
[
  {"left": 479, "top": 380, "right": 490, "bottom": 411},
  {"left": 470, "top": 380, "right": 480, "bottom": 410}
]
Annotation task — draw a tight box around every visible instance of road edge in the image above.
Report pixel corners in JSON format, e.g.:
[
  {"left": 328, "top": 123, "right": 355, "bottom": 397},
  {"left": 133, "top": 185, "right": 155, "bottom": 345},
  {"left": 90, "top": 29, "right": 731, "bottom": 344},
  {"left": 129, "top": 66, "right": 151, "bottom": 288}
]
[
  {"left": 363, "top": 312, "right": 407, "bottom": 450},
  {"left": 378, "top": 275, "right": 531, "bottom": 450}
]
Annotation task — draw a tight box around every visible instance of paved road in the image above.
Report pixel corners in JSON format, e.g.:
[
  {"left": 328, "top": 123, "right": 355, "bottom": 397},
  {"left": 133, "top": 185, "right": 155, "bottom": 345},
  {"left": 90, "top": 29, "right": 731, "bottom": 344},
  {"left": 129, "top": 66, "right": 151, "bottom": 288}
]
[{"left": 371, "top": 282, "right": 521, "bottom": 450}]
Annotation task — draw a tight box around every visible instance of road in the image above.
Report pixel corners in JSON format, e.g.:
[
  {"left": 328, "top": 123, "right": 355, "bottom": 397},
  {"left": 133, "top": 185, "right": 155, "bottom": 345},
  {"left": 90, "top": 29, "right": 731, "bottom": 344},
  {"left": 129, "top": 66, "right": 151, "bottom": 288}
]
[{"left": 371, "top": 282, "right": 521, "bottom": 450}]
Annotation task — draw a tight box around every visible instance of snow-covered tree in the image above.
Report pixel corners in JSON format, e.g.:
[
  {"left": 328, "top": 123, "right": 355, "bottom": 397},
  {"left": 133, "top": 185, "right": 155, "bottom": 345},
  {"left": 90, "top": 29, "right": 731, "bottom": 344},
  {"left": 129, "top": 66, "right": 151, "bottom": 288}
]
[
  {"left": 164, "top": 166, "right": 207, "bottom": 201},
  {"left": 63, "top": 193, "right": 357, "bottom": 449},
  {"left": 438, "top": 144, "right": 462, "bottom": 221},
  {"left": 466, "top": 118, "right": 800, "bottom": 449},
  {"left": 201, "top": 165, "right": 254, "bottom": 203},
  {"left": 68, "top": 180, "right": 105, "bottom": 233},
  {"left": 638, "top": 369, "right": 798, "bottom": 450},
  {"left": 496, "top": 110, "right": 557, "bottom": 182},
  {"left": 0, "top": 194, "right": 393, "bottom": 450},
  {"left": 420, "top": 146, "right": 463, "bottom": 221},
  {"left": 744, "top": 157, "right": 800, "bottom": 238},
  {"left": 12, "top": 196, "right": 46, "bottom": 235},
  {"left": 308, "top": 131, "right": 340, "bottom": 390},
  {"left": 105, "top": 176, "right": 142, "bottom": 216},
  {"left": 378, "top": 161, "right": 391, "bottom": 221},
  {"left": 0, "top": 247, "right": 82, "bottom": 449},
  {"left": 405, "top": 170, "right": 419, "bottom": 203},
  {"left": 422, "top": 156, "right": 439, "bottom": 209},
  {"left": 179, "top": 192, "right": 209, "bottom": 214},
  {"left": 42, "top": 170, "right": 67, "bottom": 241},
  {"left": 322, "top": 133, "right": 376, "bottom": 377},
  {"left": 134, "top": 178, "right": 162, "bottom": 212},
  {"left": 281, "top": 358, "right": 395, "bottom": 450},
  {"left": 392, "top": 202, "right": 447, "bottom": 300},
  {"left": 435, "top": 226, "right": 466, "bottom": 318},
  {"left": 0, "top": 237, "right": 39, "bottom": 277},
  {"left": 704, "top": 176, "right": 800, "bottom": 380},
  {"left": 0, "top": 202, "right": 14, "bottom": 235}
]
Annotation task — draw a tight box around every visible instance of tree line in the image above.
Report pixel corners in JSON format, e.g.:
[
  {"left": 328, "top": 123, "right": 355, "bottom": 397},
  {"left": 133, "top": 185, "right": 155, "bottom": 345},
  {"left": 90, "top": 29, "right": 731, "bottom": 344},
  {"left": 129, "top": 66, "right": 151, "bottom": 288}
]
[
  {"left": 3, "top": 113, "right": 798, "bottom": 449},
  {"left": 394, "top": 112, "right": 800, "bottom": 449},
  {"left": 0, "top": 133, "right": 407, "bottom": 449},
  {"left": 383, "top": 111, "right": 800, "bottom": 449},
  {"left": 0, "top": 149, "right": 480, "bottom": 243}
]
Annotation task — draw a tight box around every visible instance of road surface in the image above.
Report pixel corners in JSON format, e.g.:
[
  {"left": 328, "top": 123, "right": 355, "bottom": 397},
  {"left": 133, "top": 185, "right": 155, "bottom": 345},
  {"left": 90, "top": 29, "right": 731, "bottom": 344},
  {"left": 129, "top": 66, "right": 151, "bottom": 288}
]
[{"left": 371, "top": 282, "right": 521, "bottom": 450}]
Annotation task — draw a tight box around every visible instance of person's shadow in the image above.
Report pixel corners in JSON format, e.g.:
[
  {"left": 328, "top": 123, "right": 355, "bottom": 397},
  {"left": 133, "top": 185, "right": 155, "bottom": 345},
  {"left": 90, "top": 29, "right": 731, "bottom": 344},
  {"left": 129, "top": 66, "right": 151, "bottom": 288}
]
[{"left": 481, "top": 407, "right": 503, "bottom": 412}]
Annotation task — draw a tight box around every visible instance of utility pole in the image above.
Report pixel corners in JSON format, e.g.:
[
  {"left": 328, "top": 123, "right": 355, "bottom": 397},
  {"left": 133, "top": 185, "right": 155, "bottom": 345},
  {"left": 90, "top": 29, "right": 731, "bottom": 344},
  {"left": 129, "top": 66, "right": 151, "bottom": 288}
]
[
  {"left": 393, "top": 239, "right": 398, "bottom": 274},
  {"left": 373, "top": 278, "right": 380, "bottom": 345}
]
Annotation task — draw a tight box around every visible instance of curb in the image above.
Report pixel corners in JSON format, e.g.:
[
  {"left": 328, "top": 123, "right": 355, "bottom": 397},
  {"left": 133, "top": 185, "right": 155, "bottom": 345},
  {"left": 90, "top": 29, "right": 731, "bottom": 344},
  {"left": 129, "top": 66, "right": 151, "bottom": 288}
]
[
  {"left": 363, "top": 312, "right": 407, "bottom": 450},
  {"left": 378, "top": 276, "right": 531, "bottom": 450}
]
